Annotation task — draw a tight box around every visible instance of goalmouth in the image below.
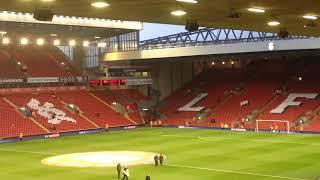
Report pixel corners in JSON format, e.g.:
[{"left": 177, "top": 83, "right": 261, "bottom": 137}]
[{"left": 256, "top": 120, "right": 290, "bottom": 134}]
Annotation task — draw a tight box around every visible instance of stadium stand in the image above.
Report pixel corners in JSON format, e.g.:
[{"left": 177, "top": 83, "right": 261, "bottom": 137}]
[
  {"left": 47, "top": 47, "right": 81, "bottom": 76},
  {"left": 5, "top": 92, "right": 96, "bottom": 133},
  {"left": 3, "top": 46, "right": 320, "bottom": 139},
  {"left": 114, "top": 89, "right": 148, "bottom": 102},
  {"left": 161, "top": 69, "right": 249, "bottom": 126},
  {"left": 0, "top": 97, "right": 47, "bottom": 138},
  {"left": 56, "top": 90, "right": 136, "bottom": 127},
  {"left": 160, "top": 60, "right": 320, "bottom": 132},
  {"left": 0, "top": 49, "right": 24, "bottom": 78},
  {"left": 92, "top": 90, "right": 144, "bottom": 124},
  {"left": 11, "top": 47, "right": 73, "bottom": 77}
]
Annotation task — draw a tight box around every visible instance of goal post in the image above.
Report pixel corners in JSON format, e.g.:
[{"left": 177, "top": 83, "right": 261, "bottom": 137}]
[{"left": 256, "top": 120, "right": 290, "bottom": 134}]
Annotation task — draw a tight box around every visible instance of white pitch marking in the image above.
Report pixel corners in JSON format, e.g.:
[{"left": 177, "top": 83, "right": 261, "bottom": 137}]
[
  {"left": 167, "top": 164, "right": 309, "bottom": 180},
  {"left": 197, "top": 137, "right": 209, "bottom": 141},
  {"left": 197, "top": 137, "right": 224, "bottom": 141},
  {"left": 251, "top": 139, "right": 316, "bottom": 145},
  {"left": 0, "top": 148, "right": 57, "bottom": 155},
  {"left": 162, "top": 134, "right": 233, "bottom": 140},
  {"left": 162, "top": 134, "right": 320, "bottom": 146}
]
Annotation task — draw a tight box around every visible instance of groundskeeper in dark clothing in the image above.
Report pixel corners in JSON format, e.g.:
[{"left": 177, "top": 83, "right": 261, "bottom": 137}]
[{"left": 117, "top": 163, "right": 121, "bottom": 178}]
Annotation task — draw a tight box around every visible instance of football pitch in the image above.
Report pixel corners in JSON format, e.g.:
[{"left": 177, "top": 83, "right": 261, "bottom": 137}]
[{"left": 1, "top": 127, "right": 320, "bottom": 180}]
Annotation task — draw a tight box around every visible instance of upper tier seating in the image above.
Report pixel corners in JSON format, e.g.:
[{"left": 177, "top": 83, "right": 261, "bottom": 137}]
[
  {"left": 0, "top": 49, "right": 24, "bottom": 78},
  {"left": 47, "top": 47, "right": 81, "bottom": 76},
  {"left": 11, "top": 47, "right": 71, "bottom": 77}
]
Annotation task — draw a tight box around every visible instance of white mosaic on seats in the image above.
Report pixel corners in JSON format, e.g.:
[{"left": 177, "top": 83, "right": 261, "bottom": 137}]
[{"left": 27, "top": 98, "right": 76, "bottom": 124}]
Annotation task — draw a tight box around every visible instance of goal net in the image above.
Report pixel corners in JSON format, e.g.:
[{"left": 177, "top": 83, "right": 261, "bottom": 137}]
[{"left": 256, "top": 120, "right": 290, "bottom": 133}]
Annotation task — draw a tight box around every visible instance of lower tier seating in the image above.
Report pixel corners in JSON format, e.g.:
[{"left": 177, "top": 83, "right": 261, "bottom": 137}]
[
  {"left": 56, "top": 90, "right": 135, "bottom": 127},
  {"left": 6, "top": 93, "right": 96, "bottom": 133},
  {"left": 0, "top": 98, "right": 47, "bottom": 138}
]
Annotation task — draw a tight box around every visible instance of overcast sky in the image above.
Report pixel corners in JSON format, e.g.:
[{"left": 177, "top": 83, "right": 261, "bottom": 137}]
[{"left": 140, "top": 23, "right": 186, "bottom": 41}]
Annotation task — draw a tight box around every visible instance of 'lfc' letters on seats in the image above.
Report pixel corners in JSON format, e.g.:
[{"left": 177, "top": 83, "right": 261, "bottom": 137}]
[
  {"left": 178, "top": 93, "right": 208, "bottom": 112},
  {"left": 270, "top": 93, "right": 318, "bottom": 114}
]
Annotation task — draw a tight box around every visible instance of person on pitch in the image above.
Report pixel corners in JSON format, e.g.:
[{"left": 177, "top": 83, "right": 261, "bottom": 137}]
[
  {"left": 159, "top": 154, "right": 164, "bottom": 166},
  {"left": 19, "top": 132, "right": 24, "bottom": 141},
  {"left": 116, "top": 162, "right": 122, "bottom": 179},
  {"left": 122, "top": 166, "right": 129, "bottom": 180},
  {"left": 105, "top": 123, "right": 110, "bottom": 132},
  {"left": 154, "top": 154, "right": 159, "bottom": 167},
  {"left": 145, "top": 174, "right": 151, "bottom": 180}
]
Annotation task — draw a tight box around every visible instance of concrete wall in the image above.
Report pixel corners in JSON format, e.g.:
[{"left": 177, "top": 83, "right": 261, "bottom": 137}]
[
  {"left": 151, "top": 56, "right": 247, "bottom": 100},
  {"left": 102, "top": 38, "right": 320, "bottom": 62},
  {"left": 73, "top": 47, "right": 85, "bottom": 73},
  {"left": 149, "top": 58, "right": 195, "bottom": 100}
]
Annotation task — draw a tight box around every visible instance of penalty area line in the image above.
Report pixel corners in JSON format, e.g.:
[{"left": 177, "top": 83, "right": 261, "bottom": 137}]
[{"left": 166, "top": 164, "right": 308, "bottom": 180}]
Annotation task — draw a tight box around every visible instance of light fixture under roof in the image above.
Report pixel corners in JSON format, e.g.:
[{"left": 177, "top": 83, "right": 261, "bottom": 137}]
[
  {"left": 0, "top": 31, "right": 7, "bottom": 35},
  {"left": 83, "top": 41, "right": 90, "bottom": 47},
  {"left": 69, "top": 40, "right": 76, "bottom": 46},
  {"left": 97, "top": 42, "right": 107, "bottom": 47},
  {"left": 94, "top": 36, "right": 101, "bottom": 39},
  {"left": 53, "top": 39, "right": 60, "bottom": 46},
  {"left": 36, "top": 38, "right": 45, "bottom": 46},
  {"left": 268, "top": 21, "right": 280, "bottom": 26},
  {"left": 304, "top": 21, "right": 317, "bottom": 28},
  {"left": 2, "top": 37, "right": 10, "bottom": 45},
  {"left": 91, "top": 0, "right": 110, "bottom": 8},
  {"left": 176, "top": 0, "right": 197, "bottom": 4},
  {"left": 303, "top": 15, "right": 318, "bottom": 20},
  {"left": 171, "top": 10, "right": 187, "bottom": 16},
  {"left": 50, "top": 33, "right": 58, "bottom": 37},
  {"left": 20, "top": 37, "right": 28, "bottom": 45},
  {"left": 248, "top": 8, "right": 265, "bottom": 13}
]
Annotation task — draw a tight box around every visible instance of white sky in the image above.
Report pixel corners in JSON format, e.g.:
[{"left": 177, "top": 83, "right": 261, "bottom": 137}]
[{"left": 140, "top": 23, "right": 186, "bottom": 41}]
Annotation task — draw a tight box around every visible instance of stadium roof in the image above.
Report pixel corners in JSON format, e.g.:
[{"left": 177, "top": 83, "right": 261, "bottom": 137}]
[
  {"left": 0, "top": 0, "right": 319, "bottom": 36},
  {"left": 0, "top": 21, "right": 137, "bottom": 41}
]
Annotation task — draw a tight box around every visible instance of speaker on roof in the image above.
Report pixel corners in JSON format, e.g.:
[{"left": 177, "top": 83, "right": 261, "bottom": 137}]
[
  {"left": 33, "top": 8, "right": 54, "bottom": 22},
  {"left": 278, "top": 28, "right": 289, "bottom": 39},
  {"left": 185, "top": 19, "right": 199, "bottom": 32},
  {"left": 228, "top": 8, "right": 240, "bottom": 19}
]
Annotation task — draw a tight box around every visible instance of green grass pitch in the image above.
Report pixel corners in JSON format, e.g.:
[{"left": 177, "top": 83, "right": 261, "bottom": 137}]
[{"left": 0, "top": 128, "right": 320, "bottom": 180}]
